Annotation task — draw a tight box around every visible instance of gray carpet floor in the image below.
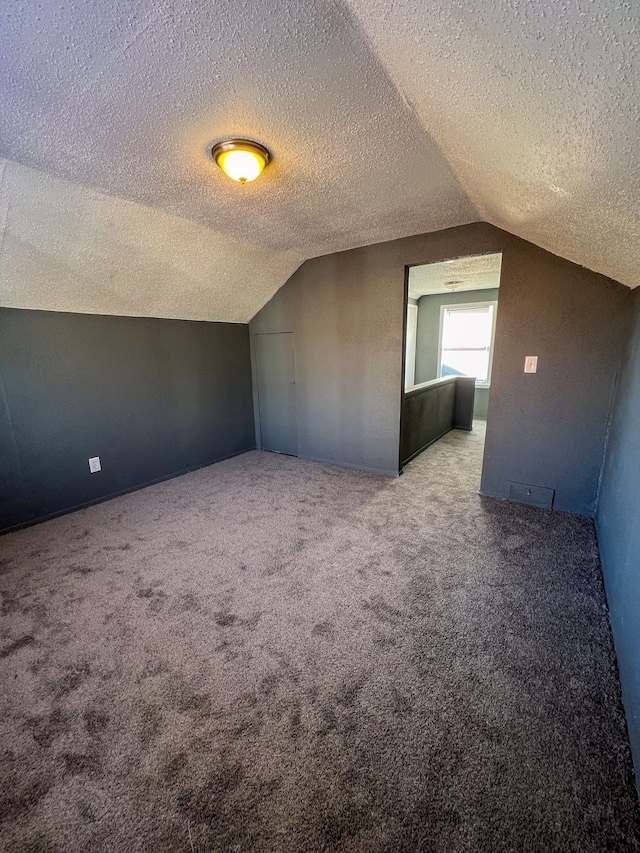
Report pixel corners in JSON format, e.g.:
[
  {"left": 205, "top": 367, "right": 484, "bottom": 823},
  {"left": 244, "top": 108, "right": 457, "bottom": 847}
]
[{"left": 1, "top": 423, "right": 639, "bottom": 852}]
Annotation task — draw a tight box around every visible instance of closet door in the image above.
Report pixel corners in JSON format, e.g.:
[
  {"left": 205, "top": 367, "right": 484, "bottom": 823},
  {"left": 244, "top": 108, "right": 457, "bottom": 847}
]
[{"left": 254, "top": 333, "right": 297, "bottom": 456}]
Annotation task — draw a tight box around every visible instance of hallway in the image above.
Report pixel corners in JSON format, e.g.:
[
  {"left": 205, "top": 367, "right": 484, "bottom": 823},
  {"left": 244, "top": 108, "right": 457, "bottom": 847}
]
[{"left": 1, "top": 426, "right": 639, "bottom": 851}]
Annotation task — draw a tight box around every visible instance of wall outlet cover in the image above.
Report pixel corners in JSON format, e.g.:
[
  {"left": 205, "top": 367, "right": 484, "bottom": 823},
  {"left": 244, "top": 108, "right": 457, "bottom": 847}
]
[{"left": 88, "top": 456, "right": 101, "bottom": 473}]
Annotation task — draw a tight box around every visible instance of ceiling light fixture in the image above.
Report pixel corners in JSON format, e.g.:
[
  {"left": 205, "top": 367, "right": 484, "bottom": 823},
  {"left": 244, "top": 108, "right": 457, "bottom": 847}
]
[
  {"left": 211, "top": 138, "right": 271, "bottom": 184},
  {"left": 444, "top": 280, "right": 463, "bottom": 291}
]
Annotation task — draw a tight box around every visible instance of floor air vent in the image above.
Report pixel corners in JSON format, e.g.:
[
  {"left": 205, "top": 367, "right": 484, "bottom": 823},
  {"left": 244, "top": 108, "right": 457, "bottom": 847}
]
[{"left": 508, "top": 482, "right": 555, "bottom": 510}]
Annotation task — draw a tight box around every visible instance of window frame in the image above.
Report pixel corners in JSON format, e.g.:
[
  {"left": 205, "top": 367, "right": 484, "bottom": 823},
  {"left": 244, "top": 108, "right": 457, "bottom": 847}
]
[{"left": 436, "top": 300, "right": 498, "bottom": 389}]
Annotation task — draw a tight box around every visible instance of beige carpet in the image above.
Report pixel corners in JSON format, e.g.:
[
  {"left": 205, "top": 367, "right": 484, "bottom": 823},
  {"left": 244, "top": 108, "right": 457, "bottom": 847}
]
[{"left": 1, "top": 423, "right": 639, "bottom": 852}]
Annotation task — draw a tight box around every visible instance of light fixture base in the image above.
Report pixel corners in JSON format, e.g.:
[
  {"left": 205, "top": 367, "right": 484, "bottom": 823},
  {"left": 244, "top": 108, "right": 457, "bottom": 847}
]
[{"left": 211, "top": 138, "right": 271, "bottom": 184}]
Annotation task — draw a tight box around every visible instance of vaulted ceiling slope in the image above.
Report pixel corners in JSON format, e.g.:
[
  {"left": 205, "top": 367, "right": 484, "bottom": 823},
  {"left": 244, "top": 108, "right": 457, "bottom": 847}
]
[
  {"left": 0, "top": 0, "right": 637, "bottom": 322},
  {"left": 0, "top": 158, "right": 303, "bottom": 323},
  {"left": 348, "top": 0, "right": 640, "bottom": 292}
]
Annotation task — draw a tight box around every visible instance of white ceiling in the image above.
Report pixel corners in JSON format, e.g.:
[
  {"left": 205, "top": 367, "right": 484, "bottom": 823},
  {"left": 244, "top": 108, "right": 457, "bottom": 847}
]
[
  {"left": 0, "top": 158, "right": 302, "bottom": 323},
  {"left": 0, "top": 0, "right": 637, "bottom": 322},
  {"left": 348, "top": 0, "right": 640, "bottom": 290},
  {"left": 409, "top": 253, "right": 502, "bottom": 299}
]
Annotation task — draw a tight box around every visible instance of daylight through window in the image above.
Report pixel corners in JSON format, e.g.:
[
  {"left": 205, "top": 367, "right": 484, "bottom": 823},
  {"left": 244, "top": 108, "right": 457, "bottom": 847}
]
[{"left": 439, "top": 303, "right": 497, "bottom": 386}]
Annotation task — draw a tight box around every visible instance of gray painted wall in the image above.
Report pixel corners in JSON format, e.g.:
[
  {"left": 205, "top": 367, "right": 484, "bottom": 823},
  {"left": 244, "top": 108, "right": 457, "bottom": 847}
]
[
  {"left": 596, "top": 288, "right": 640, "bottom": 791},
  {"left": 249, "top": 251, "right": 403, "bottom": 475},
  {"left": 480, "top": 239, "right": 631, "bottom": 515},
  {"left": 0, "top": 308, "right": 254, "bottom": 532},
  {"left": 401, "top": 376, "right": 474, "bottom": 465},
  {"left": 415, "top": 287, "right": 499, "bottom": 419},
  {"left": 250, "top": 222, "right": 631, "bottom": 515}
]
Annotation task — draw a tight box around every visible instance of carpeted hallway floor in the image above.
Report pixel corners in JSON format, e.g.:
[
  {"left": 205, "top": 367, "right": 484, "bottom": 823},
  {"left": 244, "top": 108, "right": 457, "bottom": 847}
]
[{"left": 1, "top": 423, "right": 639, "bottom": 852}]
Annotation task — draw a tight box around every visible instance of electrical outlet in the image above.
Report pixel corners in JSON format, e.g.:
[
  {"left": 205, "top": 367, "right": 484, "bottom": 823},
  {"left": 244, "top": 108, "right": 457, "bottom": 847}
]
[
  {"left": 88, "top": 456, "right": 101, "bottom": 473},
  {"left": 524, "top": 356, "right": 538, "bottom": 374}
]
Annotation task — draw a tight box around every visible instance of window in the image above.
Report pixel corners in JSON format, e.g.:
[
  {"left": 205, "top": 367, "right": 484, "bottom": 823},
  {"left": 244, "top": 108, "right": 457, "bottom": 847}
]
[{"left": 438, "top": 302, "right": 497, "bottom": 387}]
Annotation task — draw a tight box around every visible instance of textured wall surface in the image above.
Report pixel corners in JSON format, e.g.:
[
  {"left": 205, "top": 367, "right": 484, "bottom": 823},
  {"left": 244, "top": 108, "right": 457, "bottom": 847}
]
[
  {"left": 1, "top": 0, "right": 638, "bottom": 324},
  {"left": 251, "top": 222, "right": 629, "bottom": 511},
  {"left": 415, "top": 287, "right": 499, "bottom": 418},
  {"left": 480, "top": 242, "right": 632, "bottom": 515},
  {"left": 250, "top": 249, "right": 404, "bottom": 476},
  {"left": 250, "top": 224, "right": 508, "bottom": 476},
  {"left": 0, "top": 309, "right": 254, "bottom": 532},
  {"left": 596, "top": 289, "right": 640, "bottom": 791}
]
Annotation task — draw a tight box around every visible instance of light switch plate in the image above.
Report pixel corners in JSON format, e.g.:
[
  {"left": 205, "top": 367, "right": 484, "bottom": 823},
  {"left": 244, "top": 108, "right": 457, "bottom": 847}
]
[
  {"left": 88, "top": 456, "right": 101, "bottom": 473},
  {"left": 524, "top": 356, "right": 538, "bottom": 374}
]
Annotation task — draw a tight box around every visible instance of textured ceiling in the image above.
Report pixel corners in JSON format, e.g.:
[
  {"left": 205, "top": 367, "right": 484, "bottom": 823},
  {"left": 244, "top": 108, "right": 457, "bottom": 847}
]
[
  {"left": 0, "top": 159, "right": 302, "bottom": 323},
  {"left": 347, "top": 0, "right": 640, "bottom": 290},
  {"left": 0, "top": 0, "right": 637, "bottom": 322},
  {"left": 409, "top": 253, "right": 502, "bottom": 299}
]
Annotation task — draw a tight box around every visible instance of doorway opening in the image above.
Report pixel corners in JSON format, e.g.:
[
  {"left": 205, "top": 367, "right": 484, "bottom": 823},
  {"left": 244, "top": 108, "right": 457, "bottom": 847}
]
[
  {"left": 400, "top": 252, "right": 502, "bottom": 471},
  {"left": 254, "top": 332, "right": 298, "bottom": 456}
]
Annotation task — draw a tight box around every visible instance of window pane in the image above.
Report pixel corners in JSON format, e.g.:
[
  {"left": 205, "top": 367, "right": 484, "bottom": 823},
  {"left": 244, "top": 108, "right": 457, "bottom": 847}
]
[
  {"left": 442, "top": 305, "right": 493, "bottom": 350},
  {"left": 441, "top": 349, "right": 490, "bottom": 382},
  {"left": 440, "top": 304, "right": 494, "bottom": 383}
]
